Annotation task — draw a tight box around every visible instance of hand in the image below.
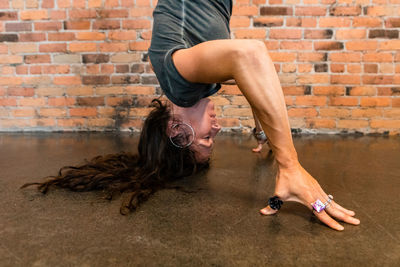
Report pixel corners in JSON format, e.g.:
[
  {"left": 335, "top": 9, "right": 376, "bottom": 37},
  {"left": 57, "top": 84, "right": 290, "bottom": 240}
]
[
  {"left": 252, "top": 128, "right": 269, "bottom": 153},
  {"left": 260, "top": 164, "right": 360, "bottom": 231}
]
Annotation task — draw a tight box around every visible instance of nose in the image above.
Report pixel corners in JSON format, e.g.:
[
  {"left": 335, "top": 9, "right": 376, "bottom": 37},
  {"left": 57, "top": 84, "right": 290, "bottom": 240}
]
[{"left": 212, "top": 123, "right": 221, "bottom": 132}]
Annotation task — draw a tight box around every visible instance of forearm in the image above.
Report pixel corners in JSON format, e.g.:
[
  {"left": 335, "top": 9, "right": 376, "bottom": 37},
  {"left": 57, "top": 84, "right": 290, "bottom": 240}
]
[{"left": 233, "top": 50, "right": 298, "bottom": 168}]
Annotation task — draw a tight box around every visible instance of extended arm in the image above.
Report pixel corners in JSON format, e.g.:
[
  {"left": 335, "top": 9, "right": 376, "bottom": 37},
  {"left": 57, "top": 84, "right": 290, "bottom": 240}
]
[{"left": 171, "top": 39, "right": 360, "bottom": 230}]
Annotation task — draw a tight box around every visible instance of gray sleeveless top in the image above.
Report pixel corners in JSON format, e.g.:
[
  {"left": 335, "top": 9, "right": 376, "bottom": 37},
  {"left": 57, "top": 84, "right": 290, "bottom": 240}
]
[{"left": 148, "top": 0, "right": 232, "bottom": 107}]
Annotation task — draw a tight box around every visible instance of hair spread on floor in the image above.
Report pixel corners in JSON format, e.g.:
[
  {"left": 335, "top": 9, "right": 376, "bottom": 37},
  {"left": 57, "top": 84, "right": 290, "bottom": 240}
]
[{"left": 21, "top": 99, "right": 209, "bottom": 215}]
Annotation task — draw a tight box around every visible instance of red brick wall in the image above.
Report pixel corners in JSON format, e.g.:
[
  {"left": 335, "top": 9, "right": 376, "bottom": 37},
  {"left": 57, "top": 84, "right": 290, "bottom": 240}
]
[{"left": 0, "top": 0, "right": 399, "bottom": 134}]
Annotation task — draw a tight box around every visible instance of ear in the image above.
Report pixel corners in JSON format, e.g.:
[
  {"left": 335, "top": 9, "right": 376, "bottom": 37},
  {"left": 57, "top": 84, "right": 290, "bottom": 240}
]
[{"left": 167, "top": 120, "right": 195, "bottom": 148}]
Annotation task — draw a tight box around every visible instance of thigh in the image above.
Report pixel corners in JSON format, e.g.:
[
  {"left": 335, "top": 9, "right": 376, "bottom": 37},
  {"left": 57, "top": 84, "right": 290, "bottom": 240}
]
[{"left": 171, "top": 39, "right": 258, "bottom": 85}]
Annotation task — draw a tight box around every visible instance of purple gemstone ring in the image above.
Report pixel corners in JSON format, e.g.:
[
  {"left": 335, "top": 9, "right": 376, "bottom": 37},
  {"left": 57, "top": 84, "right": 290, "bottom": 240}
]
[{"left": 311, "top": 199, "right": 326, "bottom": 213}]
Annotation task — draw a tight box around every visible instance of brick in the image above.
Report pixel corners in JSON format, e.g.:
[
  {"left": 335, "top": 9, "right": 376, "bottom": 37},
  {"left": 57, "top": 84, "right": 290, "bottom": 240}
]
[
  {"left": 280, "top": 41, "right": 312, "bottom": 50},
  {"left": 42, "top": 0, "right": 54, "bottom": 8},
  {"left": 57, "top": 118, "right": 86, "bottom": 127},
  {"left": 66, "top": 86, "right": 94, "bottom": 96},
  {"left": 129, "top": 107, "right": 153, "bottom": 117},
  {"left": 54, "top": 54, "right": 80, "bottom": 64},
  {"left": 347, "top": 86, "right": 376, "bottom": 96},
  {"left": 253, "top": 17, "right": 283, "bottom": 27},
  {"left": 269, "top": 52, "right": 296, "bottom": 62},
  {"left": 329, "top": 97, "right": 358, "bottom": 106},
  {"left": 353, "top": 17, "right": 382, "bottom": 27},
  {"left": 130, "top": 64, "right": 145, "bottom": 73},
  {"left": 39, "top": 108, "right": 67, "bottom": 117},
  {"left": 352, "top": 108, "right": 382, "bottom": 118},
  {"left": 39, "top": 43, "right": 66, "bottom": 53},
  {"left": 365, "top": 6, "right": 399, "bottom": 16},
  {"left": 283, "top": 86, "right": 310, "bottom": 95},
  {"left": 76, "top": 32, "right": 106, "bottom": 41},
  {"left": 7, "top": 87, "right": 34, "bottom": 97},
  {"left": 70, "top": 107, "right": 97, "bottom": 117},
  {"left": 371, "top": 120, "right": 400, "bottom": 129},
  {"left": 320, "top": 108, "right": 350, "bottom": 117},
  {"left": 369, "top": 30, "right": 398, "bottom": 39},
  {"left": 379, "top": 40, "right": 400, "bottom": 50},
  {"left": 306, "top": 118, "right": 336, "bottom": 129},
  {"left": 99, "top": 43, "right": 128, "bottom": 52},
  {"left": 16, "top": 66, "right": 28, "bottom": 74},
  {"left": 346, "top": 41, "right": 378, "bottom": 51},
  {"left": 360, "top": 97, "right": 390, "bottom": 107},
  {"left": 130, "top": 7, "right": 153, "bottom": 17},
  {"left": 109, "top": 30, "right": 136, "bottom": 41},
  {"left": 0, "top": 98, "right": 17, "bottom": 106},
  {"left": 53, "top": 76, "right": 81, "bottom": 85},
  {"left": 48, "top": 33, "right": 75, "bottom": 41},
  {"left": 296, "top": 96, "right": 326, "bottom": 106},
  {"left": 260, "top": 6, "right": 292, "bottom": 15},
  {"left": 338, "top": 119, "right": 368, "bottom": 129},
  {"left": 0, "top": 34, "right": 18, "bottom": 42},
  {"left": 0, "top": 76, "right": 22, "bottom": 85},
  {"left": 129, "top": 41, "right": 150, "bottom": 51},
  {"left": 363, "top": 53, "right": 393, "bottom": 62},
  {"left": 34, "top": 22, "right": 61, "bottom": 31},
  {"left": 232, "top": 5, "right": 258, "bottom": 16},
  {"left": 36, "top": 87, "right": 64, "bottom": 96},
  {"left": 5, "top": 22, "right": 32, "bottom": 32},
  {"left": 82, "top": 76, "right": 110, "bottom": 85},
  {"left": 50, "top": 10, "right": 66, "bottom": 20},
  {"left": 288, "top": 108, "right": 317, "bottom": 117},
  {"left": 92, "top": 20, "right": 120, "bottom": 30},
  {"left": 230, "top": 17, "right": 251, "bottom": 28},
  {"left": 20, "top": 10, "right": 48, "bottom": 20},
  {"left": 319, "top": 17, "right": 351, "bottom": 27},
  {"left": 331, "top": 64, "right": 345, "bottom": 72},
  {"left": 101, "top": 64, "right": 114, "bottom": 74},
  {"left": 69, "top": 42, "right": 97, "bottom": 52},
  {"left": 124, "top": 86, "right": 153, "bottom": 95},
  {"left": 330, "top": 5, "right": 362, "bottom": 16},
  {"left": 111, "top": 75, "right": 139, "bottom": 84},
  {"left": 363, "top": 75, "right": 393, "bottom": 84},
  {"left": 270, "top": 29, "right": 301, "bottom": 39},
  {"left": 24, "top": 55, "right": 50, "bottom": 64},
  {"left": 315, "top": 41, "right": 343, "bottom": 50},
  {"left": 379, "top": 63, "right": 394, "bottom": 74},
  {"left": 95, "top": 9, "right": 127, "bottom": 19},
  {"left": 82, "top": 54, "right": 109, "bottom": 64},
  {"left": 64, "top": 21, "right": 90, "bottom": 30},
  {"left": 364, "top": 64, "right": 378, "bottom": 73},
  {"left": 19, "top": 33, "right": 45, "bottom": 42},
  {"left": 12, "top": 108, "right": 36, "bottom": 117},
  {"left": 298, "top": 52, "right": 327, "bottom": 62},
  {"left": 298, "top": 74, "right": 330, "bottom": 84},
  {"left": 110, "top": 53, "right": 140, "bottom": 63},
  {"left": 219, "top": 84, "right": 241, "bottom": 95},
  {"left": 19, "top": 97, "right": 46, "bottom": 106},
  {"left": 48, "top": 97, "right": 75, "bottom": 106},
  {"left": 69, "top": 9, "right": 96, "bottom": 19},
  {"left": 23, "top": 76, "right": 52, "bottom": 86},
  {"left": 0, "top": 12, "right": 18, "bottom": 20},
  {"left": 96, "top": 86, "right": 124, "bottom": 95},
  {"left": 9, "top": 43, "right": 37, "bottom": 53},
  {"left": 314, "top": 86, "right": 345, "bottom": 96},
  {"left": 282, "top": 64, "right": 296, "bottom": 73},
  {"left": 386, "top": 18, "right": 400, "bottom": 28},
  {"left": 304, "top": 29, "right": 333, "bottom": 39},
  {"left": 336, "top": 29, "right": 366, "bottom": 39},
  {"left": 77, "top": 97, "right": 105, "bottom": 106},
  {"left": 330, "top": 52, "right": 361, "bottom": 62},
  {"left": 383, "top": 109, "right": 400, "bottom": 118},
  {"left": 314, "top": 63, "right": 328, "bottom": 72},
  {"left": 331, "top": 75, "right": 361, "bottom": 84},
  {"left": 295, "top": 6, "right": 326, "bottom": 16}
]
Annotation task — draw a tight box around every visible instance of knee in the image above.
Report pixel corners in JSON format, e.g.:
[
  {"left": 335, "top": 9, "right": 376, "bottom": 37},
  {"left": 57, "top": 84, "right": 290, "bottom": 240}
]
[{"left": 232, "top": 40, "right": 268, "bottom": 67}]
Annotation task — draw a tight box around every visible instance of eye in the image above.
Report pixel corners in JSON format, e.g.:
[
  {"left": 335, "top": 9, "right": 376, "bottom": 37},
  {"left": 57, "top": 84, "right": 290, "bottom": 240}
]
[{"left": 204, "top": 136, "right": 210, "bottom": 140}]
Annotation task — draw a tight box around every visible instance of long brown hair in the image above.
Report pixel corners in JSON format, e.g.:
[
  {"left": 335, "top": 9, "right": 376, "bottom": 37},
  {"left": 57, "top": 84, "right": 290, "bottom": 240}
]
[{"left": 21, "top": 99, "right": 209, "bottom": 214}]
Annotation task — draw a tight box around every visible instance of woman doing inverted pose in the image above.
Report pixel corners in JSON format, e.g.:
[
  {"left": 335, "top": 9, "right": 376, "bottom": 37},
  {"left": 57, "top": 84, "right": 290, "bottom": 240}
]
[{"left": 22, "top": 0, "right": 359, "bottom": 231}]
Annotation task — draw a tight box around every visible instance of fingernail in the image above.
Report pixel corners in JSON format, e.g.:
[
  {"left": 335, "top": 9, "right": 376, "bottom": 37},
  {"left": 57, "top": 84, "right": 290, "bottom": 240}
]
[
  {"left": 354, "top": 219, "right": 360, "bottom": 224},
  {"left": 339, "top": 225, "right": 344, "bottom": 231}
]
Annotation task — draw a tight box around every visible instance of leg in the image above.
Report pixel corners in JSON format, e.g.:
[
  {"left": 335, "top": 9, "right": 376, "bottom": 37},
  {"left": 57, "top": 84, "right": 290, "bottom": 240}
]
[{"left": 172, "top": 39, "right": 360, "bottom": 230}]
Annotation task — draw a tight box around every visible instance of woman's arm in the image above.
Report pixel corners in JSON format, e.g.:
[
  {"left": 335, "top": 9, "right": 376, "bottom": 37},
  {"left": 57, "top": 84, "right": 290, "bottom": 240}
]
[{"left": 171, "top": 39, "right": 360, "bottom": 230}]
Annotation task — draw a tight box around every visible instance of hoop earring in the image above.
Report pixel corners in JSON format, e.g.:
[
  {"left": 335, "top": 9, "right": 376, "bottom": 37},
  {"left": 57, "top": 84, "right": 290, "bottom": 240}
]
[{"left": 169, "top": 122, "right": 195, "bottom": 148}]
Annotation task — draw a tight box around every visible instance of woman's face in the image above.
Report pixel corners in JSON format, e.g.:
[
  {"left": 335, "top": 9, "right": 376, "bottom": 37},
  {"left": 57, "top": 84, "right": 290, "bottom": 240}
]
[{"left": 187, "top": 98, "right": 221, "bottom": 163}]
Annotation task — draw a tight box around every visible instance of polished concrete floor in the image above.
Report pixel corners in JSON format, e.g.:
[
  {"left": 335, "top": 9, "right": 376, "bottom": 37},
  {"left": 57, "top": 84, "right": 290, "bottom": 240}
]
[{"left": 0, "top": 133, "right": 399, "bottom": 266}]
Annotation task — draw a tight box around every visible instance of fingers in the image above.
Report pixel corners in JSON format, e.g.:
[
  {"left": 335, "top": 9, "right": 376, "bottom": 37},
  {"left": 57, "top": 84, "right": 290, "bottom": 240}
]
[
  {"left": 331, "top": 201, "right": 356, "bottom": 217},
  {"left": 252, "top": 143, "right": 263, "bottom": 153},
  {"left": 325, "top": 204, "right": 360, "bottom": 226},
  {"left": 260, "top": 205, "right": 278, "bottom": 215},
  {"left": 313, "top": 209, "right": 344, "bottom": 231}
]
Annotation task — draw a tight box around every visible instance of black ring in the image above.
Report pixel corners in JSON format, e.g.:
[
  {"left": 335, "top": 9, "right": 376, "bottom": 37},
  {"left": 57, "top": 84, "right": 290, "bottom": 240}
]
[{"left": 268, "top": 196, "right": 283, "bottom": 210}]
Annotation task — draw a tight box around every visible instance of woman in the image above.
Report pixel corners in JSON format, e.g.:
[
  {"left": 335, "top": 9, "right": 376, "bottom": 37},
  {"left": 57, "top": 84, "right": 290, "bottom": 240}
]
[
  {"left": 23, "top": 0, "right": 359, "bottom": 231},
  {"left": 147, "top": 0, "right": 360, "bottom": 231}
]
